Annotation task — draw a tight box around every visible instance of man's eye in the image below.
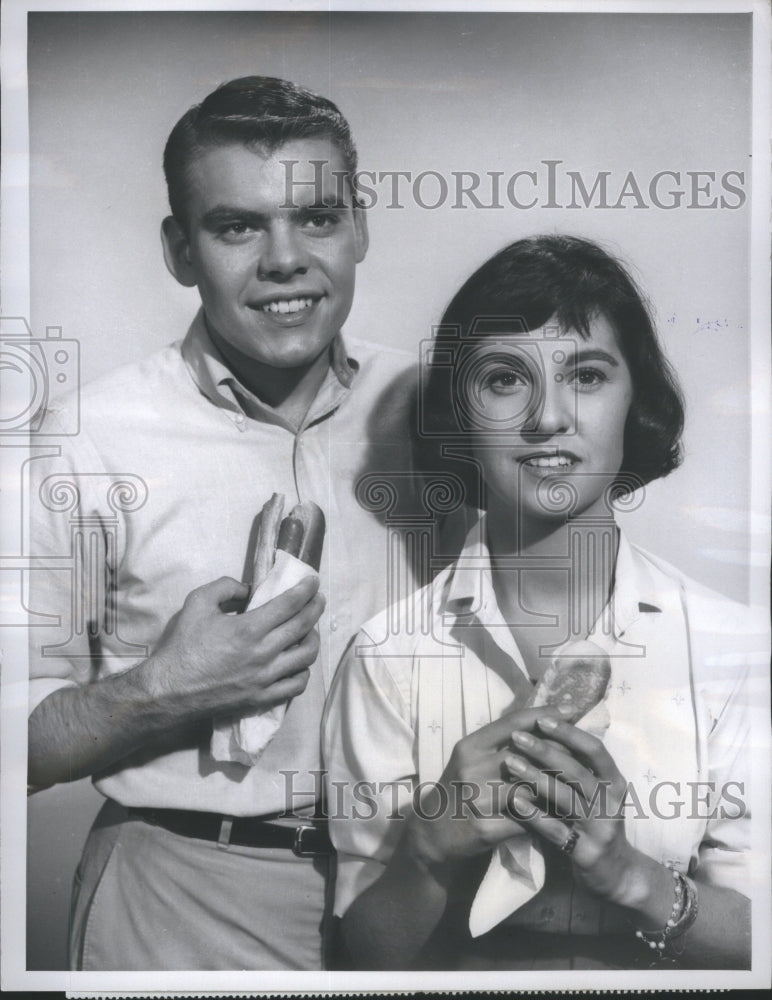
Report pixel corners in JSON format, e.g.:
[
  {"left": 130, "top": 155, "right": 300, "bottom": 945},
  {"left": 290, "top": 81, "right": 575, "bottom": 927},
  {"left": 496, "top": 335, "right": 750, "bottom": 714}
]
[
  {"left": 569, "top": 367, "right": 607, "bottom": 389},
  {"left": 303, "top": 211, "right": 340, "bottom": 231},
  {"left": 219, "top": 222, "right": 254, "bottom": 238}
]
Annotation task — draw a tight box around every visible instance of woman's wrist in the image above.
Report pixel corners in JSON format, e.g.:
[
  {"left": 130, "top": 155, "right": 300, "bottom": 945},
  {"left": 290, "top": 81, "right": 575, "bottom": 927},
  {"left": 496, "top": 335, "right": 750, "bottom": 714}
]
[
  {"left": 612, "top": 849, "right": 683, "bottom": 929},
  {"left": 400, "top": 813, "right": 459, "bottom": 883}
]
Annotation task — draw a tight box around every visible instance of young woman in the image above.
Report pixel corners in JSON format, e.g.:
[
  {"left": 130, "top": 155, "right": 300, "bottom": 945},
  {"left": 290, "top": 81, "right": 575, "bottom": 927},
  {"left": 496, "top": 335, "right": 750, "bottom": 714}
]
[{"left": 323, "top": 235, "right": 761, "bottom": 970}]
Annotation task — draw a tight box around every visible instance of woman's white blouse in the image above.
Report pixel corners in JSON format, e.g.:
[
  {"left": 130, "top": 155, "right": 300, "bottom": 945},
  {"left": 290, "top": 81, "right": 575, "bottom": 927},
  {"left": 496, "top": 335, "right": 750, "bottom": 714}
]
[{"left": 322, "top": 519, "right": 767, "bottom": 932}]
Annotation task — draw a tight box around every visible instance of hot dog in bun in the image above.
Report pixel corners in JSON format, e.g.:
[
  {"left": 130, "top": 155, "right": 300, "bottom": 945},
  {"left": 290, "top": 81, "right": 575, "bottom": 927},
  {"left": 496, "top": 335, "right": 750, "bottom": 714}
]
[
  {"left": 527, "top": 639, "right": 611, "bottom": 723},
  {"left": 252, "top": 493, "right": 326, "bottom": 592}
]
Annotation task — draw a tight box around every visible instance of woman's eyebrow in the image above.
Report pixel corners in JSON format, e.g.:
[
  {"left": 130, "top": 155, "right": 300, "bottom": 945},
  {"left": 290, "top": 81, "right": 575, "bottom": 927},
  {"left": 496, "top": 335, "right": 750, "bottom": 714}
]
[{"left": 562, "top": 348, "right": 619, "bottom": 367}]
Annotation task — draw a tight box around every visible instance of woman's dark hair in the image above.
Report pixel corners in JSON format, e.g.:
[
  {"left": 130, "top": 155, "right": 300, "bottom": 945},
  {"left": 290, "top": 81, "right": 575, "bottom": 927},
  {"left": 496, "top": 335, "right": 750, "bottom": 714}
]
[
  {"left": 419, "top": 234, "right": 685, "bottom": 501},
  {"left": 163, "top": 76, "right": 358, "bottom": 229}
]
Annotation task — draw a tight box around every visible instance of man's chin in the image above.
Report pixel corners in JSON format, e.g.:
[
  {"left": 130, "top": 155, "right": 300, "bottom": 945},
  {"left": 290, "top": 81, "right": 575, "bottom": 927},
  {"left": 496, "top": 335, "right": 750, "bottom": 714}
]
[
  {"left": 256, "top": 339, "right": 335, "bottom": 371},
  {"left": 209, "top": 320, "right": 335, "bottom": 373}
]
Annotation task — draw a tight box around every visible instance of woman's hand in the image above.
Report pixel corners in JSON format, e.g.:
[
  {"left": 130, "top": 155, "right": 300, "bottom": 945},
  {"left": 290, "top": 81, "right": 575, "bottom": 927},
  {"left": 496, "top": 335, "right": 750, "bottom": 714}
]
[
  {"left": 502, "top": 715, "right": 643, "bottom": 905},
  {"left": 501, "top": 716, "right": 752, "bottom": 968},
  {"left": 407, "top": 705, "right": 569, "bottom": 871},
  {"left": 340, "top": 704, "right": 571, "bottom": 970}
]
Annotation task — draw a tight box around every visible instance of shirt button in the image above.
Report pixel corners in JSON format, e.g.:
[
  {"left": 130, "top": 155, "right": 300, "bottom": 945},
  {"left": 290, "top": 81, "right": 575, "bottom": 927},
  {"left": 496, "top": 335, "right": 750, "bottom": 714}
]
[
  {"left": 330, "top": 617, "right": 338, "bottom": 632},
  {"left": 234, "top": 413, "right": 246, "bottom": 428}
]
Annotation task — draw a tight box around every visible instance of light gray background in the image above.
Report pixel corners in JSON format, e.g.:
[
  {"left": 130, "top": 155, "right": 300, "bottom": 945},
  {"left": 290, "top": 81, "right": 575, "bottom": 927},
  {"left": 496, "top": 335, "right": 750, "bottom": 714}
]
[{"left": 26, "top": 10, "right": 756, "bottom": 970}]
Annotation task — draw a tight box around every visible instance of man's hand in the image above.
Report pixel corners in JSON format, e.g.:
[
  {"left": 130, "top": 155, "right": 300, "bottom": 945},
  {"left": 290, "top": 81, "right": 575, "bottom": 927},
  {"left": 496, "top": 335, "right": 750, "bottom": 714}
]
[
  {"left": 147, "top": 575, "right": 324, "bottom": 719},
  {"left": 28, "top": 574, "right": 324, "bottom": 787}
]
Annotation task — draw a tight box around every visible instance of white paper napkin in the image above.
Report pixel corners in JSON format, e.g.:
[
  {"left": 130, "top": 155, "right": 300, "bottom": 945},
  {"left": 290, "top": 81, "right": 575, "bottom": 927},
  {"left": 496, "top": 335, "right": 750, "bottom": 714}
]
[
  {"left": 469, "top": 698, "right": 610, "bottom": 937},
  {"left": 210, "top": 549, "right": 318, "bottom": 766}
]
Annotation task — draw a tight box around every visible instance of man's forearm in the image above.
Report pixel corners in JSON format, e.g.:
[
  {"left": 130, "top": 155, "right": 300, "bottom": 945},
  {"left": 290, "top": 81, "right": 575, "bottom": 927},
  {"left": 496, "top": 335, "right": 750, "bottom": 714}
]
[
  {"left": 28, "top": 658, "right": 187, "bottom": 787},
  {"left": 28, "top": 575, "right": 324, "bottom": 788}
]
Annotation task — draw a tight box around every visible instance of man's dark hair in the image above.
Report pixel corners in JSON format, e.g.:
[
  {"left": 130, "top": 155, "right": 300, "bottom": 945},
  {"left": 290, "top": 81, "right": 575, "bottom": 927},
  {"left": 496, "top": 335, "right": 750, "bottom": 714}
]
[
  {"left": 420, "top": 234, "right": 685, "bottom": 501},
  {"left": 163, "top": 76, "right": 358, "bottom": 227}
]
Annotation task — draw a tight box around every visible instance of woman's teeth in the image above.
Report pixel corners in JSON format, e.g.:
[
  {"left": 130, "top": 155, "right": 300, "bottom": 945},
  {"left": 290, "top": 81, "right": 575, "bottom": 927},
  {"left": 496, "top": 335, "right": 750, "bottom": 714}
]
[
  {"left": 523, "top": 455, "right": 575, "bottom": 468},
  {"left": 260, "top": 297, "right": 315, "bottom": 314}
]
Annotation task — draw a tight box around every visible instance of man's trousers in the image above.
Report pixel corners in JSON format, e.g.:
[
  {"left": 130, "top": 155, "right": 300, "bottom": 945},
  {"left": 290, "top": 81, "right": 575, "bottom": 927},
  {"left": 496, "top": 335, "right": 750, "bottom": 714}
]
[{"left": 69, "top": 799, "right": 333, "bottom": 970}]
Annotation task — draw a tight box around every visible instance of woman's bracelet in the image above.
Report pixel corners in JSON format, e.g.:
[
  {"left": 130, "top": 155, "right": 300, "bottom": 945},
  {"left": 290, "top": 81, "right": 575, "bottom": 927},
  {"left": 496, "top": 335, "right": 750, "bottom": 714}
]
[{"left": 633, "top": 864, "right": 699, "bottom": 962}]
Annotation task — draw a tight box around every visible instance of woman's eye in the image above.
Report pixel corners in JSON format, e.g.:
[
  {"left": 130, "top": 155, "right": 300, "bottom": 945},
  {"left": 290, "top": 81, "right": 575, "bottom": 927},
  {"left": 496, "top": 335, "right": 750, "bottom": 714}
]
[
  {"left": 569, "top": 367, "right": 608, "bottom": 389},
  {"left": 484, "top": 368, "right": 528, "bottom": 393}
]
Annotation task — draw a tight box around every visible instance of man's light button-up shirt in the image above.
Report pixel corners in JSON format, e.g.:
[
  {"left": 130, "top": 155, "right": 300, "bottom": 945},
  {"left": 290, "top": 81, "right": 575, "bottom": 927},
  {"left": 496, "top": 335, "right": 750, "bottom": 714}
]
[{"left": 28, "top": 310, "right": 421, "bottom": 817}]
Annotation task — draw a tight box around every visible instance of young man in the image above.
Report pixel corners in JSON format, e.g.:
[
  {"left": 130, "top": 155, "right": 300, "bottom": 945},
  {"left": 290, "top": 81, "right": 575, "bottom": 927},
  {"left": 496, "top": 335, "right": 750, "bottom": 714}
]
[{"left": 27, "top": 77, "right": 419, "bottom": 971}]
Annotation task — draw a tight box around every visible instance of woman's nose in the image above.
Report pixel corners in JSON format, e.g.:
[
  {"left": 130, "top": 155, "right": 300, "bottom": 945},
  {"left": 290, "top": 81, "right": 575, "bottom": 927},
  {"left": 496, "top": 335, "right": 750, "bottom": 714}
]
[{"left": 521, "top": 375, "right": 573, "bottom": 436}]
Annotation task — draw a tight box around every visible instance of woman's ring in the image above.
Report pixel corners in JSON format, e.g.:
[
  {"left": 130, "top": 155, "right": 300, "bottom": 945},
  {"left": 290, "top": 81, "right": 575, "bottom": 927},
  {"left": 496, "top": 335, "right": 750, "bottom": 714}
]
[{"left": 561, "top": 828, "right": 580, "bottom": 855}]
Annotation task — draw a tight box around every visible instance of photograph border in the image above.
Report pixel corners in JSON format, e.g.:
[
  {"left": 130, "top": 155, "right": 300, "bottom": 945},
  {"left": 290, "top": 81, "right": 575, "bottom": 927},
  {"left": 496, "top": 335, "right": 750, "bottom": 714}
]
[{"left": 2, "top": 0, "right": 770, "bottom": 993}]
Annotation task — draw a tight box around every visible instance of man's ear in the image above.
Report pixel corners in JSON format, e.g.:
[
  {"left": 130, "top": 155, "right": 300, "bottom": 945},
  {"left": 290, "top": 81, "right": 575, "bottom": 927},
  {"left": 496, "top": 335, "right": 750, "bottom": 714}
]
[
  {"left": 161, "top": 216, "right": 197, "bottom": 288},
  {"left": 352, "top": 203, "right": 369, "bottom": 264}
]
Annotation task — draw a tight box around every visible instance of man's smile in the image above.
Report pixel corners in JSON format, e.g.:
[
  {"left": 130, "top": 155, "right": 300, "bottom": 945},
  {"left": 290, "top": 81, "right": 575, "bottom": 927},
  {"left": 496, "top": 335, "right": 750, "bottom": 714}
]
[
  {"left": 253, "top": 297, "right": 318, "bottom": 313},
  {"left": 246, "top": 294, "right": 325, "bottom": 326}
]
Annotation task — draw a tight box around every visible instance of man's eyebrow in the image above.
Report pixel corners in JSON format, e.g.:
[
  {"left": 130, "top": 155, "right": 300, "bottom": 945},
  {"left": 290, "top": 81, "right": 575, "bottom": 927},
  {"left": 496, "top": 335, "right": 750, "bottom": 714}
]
[
  {"left": 301, "top": 196, "right": 350, "bottom": 210},
  {"left": 201, "top": 206, "right": 268, "bottom": 228},
  {"left": 563, "top": 348, "right": 620, "bottom": 367},
  {"left": 200, "top": 198, "right": 348, "bottom": 228}
]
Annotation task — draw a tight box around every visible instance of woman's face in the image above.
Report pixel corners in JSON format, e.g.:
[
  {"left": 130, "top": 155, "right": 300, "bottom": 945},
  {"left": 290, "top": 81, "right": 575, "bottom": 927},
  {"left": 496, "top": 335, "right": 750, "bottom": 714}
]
[{"left": 464, "top": 314, "right": 634, "bottom": 523}]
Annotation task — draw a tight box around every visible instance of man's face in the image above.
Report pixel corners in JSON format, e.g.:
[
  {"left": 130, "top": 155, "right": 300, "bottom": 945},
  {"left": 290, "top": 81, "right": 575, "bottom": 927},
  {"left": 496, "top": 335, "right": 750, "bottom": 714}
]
[{"left": 172, "top": 138, "right": 367, "bottom": 369}]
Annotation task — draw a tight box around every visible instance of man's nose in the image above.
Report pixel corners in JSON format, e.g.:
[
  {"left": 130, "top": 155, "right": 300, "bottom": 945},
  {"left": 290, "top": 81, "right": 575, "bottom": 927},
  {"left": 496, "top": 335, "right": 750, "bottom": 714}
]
[
  {"left": 521, "top": 375, "right": 573, "bottom": 436},
  {"left": 258, "top": 223, "right": 309, "bottom": 280}
]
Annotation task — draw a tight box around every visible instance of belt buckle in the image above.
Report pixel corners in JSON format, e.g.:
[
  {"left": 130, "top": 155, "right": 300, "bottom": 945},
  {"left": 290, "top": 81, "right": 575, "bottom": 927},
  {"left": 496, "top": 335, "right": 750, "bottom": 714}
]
[{"left": 292, "top": 823, "right": 319, "bottom": 858}]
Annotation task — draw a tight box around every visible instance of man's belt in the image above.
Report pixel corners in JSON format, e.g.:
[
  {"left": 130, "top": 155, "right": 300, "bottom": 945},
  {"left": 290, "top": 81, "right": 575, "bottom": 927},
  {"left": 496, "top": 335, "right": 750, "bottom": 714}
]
[{"left": 128, "top": 806, "right": 333, "bottom": 857}]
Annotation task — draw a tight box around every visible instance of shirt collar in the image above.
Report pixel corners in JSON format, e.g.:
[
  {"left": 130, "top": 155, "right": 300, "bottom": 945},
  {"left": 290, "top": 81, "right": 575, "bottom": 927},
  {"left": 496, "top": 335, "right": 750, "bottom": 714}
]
[
  {"left": 441, "top": 513, "right": 663, "bottom": 636},
  {"left": 443, "top": 515, "right": 492, "bottom": 619},
  {"left": 608, "top": 529, "right": 663, "bottom": 633},
  {"left": 181, "top": 308, "right": 359, "bottom": 426}
]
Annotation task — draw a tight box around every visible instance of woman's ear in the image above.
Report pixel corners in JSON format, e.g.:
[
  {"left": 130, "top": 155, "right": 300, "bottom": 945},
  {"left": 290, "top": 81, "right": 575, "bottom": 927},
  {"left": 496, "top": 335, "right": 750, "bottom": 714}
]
[{"left": 161, "top": 216, "right": 197, "bottom": 288}]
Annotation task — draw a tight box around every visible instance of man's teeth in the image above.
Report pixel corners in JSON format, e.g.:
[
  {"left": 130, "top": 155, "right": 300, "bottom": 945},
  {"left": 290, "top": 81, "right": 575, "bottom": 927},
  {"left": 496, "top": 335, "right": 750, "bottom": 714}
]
[
  {"left": 524, "top": 456, "right": 575, "bottom": 468},
  {"left": 259, "top": 297, "right": 315, "bottom": 314}
]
